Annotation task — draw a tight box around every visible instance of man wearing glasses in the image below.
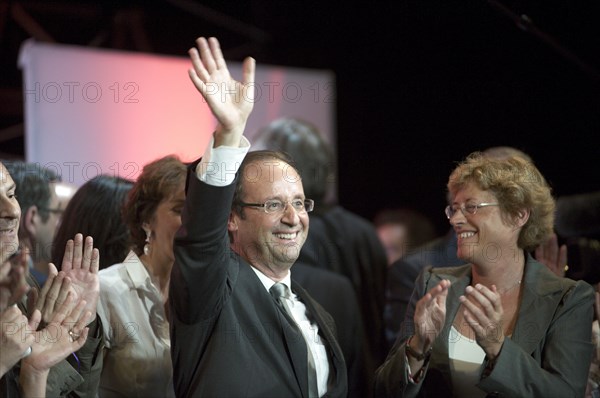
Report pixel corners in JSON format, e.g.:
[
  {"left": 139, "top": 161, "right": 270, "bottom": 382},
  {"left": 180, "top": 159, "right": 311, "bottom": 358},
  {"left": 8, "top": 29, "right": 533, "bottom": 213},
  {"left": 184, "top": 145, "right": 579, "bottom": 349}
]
[
  {"left": 3, "top": 161, "right": 63, "bottom": 285},
  {"left": 169, "top": 37, "right": 347, "bottom": 397}
]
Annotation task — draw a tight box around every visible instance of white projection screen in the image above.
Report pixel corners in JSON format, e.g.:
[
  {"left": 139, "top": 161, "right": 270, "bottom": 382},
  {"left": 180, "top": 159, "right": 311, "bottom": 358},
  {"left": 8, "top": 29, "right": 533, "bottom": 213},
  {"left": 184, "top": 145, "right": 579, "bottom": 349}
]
[{"left": 18, "top": 39, "right": 336, "bottom": 188}]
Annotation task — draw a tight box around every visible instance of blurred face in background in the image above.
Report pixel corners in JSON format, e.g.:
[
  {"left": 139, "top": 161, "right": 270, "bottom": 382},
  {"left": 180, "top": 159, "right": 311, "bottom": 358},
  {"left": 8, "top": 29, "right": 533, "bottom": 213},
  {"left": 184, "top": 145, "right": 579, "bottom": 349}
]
[
  {"left": 377, "top": 223, "right": 408, "bottom": 266},
  {"left": 34, "top": 182, "right": 63, "bottom": 263}
]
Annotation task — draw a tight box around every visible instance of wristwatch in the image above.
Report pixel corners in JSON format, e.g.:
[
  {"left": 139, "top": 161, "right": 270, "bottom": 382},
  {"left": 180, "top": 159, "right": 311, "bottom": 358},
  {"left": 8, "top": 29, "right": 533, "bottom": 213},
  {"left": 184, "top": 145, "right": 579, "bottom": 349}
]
[{"left": 406, "top": 336, "right": 432, "bottom": 361}]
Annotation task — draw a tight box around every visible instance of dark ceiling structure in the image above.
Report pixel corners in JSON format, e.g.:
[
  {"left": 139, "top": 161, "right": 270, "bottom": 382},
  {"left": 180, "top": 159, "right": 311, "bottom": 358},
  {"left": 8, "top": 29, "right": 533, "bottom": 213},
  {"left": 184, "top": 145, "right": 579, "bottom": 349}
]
[
  {"left": 1, "top": 0, "right": 599, "bottom": 231},
  {"left": 0, "top": 0, "right": 277, "bottom": 156}
]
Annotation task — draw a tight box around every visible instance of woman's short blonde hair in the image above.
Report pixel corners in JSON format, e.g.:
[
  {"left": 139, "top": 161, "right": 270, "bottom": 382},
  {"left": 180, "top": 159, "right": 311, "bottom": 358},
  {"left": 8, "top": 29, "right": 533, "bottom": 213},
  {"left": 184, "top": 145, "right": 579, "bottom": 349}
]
[{"left": 447, "top": 152, "right": 555, "bottom": 251}]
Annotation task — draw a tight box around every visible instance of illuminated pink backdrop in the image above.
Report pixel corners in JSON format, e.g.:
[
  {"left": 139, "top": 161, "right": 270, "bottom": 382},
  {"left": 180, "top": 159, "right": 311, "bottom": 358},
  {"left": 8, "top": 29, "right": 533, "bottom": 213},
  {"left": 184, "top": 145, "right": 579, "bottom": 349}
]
[{"left": 19, "top": 39, "right": 336, "bottom": 187}]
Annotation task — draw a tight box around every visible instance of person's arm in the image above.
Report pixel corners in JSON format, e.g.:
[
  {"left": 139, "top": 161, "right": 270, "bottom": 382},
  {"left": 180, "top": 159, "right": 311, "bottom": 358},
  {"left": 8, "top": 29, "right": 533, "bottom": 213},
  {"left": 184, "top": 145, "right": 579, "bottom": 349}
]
[
  {"left": 478, "top": 280, "right": 594, "bottom": 397},
  {"left": 0, "top": 306, "right": 35, "bottom": 377},
  {"left": 59, "top": 234, "right": 104, "bottom": 398},
  {"left": 22, "top": 235, "right": 102, "bottom": 397},
  {"left": 170, "top": 37, "right": 255, "bottom": 324},
  {"left": 20, "top": 295, "right": 90, "bottom": 398},
  {"left": 375, "top": 268, "right": 450, "bottom": 397},
  {"left": 189, "top": 37, "right": 254, "bottom": 186},
  {"left": 1, "top": 249, "right": 34, "bottom": 378},
  {"left": 66, "top": 315, "right": 104, "bottom": 398}
]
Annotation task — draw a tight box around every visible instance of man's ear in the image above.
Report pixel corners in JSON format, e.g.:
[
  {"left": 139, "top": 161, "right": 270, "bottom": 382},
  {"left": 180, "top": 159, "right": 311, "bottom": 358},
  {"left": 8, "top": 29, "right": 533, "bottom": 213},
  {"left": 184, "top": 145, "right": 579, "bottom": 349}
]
[
  {"left": 22, "top": 206, "right": 38, "bottom": 237},
  {"left": 228, "top": 212, "right": 238, "bottom": 233}
]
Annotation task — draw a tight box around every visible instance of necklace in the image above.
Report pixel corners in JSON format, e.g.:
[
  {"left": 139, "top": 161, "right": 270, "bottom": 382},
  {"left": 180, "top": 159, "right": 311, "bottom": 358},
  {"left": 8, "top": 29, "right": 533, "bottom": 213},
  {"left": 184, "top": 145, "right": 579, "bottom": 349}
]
[{"left": 499, "top": 276, "right": 523, "bottom": 295}]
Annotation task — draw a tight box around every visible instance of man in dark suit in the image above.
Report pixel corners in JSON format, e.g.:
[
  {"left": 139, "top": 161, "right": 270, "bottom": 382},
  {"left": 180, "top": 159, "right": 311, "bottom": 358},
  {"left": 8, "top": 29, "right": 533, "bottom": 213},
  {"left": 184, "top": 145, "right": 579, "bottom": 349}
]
[
  {"left": 169, "top": 37, "right": 347, "bottom": 398},
  {"left": 253, "top": 117, "right": 389, "bottom": 370}
]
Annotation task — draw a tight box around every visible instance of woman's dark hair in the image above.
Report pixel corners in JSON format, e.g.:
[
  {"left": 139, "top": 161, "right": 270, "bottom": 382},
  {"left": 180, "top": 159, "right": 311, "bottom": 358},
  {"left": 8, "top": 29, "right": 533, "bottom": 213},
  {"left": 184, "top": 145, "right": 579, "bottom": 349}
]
[
  {"left": 52, "top": 175, "right": 134, "bottom": 270},
  {"left": 123, "top": 155, "right": 187, "bottom": 256}
]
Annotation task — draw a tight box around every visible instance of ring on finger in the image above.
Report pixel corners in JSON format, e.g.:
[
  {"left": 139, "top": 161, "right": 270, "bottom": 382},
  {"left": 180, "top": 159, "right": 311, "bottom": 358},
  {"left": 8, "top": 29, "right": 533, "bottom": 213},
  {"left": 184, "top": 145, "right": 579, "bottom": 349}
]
[
  {"left": 23, "top": 346, "right": 32, "bottom": 357},
  {"left": 69, "top": 330, "right": 81, "bottom": 342}
]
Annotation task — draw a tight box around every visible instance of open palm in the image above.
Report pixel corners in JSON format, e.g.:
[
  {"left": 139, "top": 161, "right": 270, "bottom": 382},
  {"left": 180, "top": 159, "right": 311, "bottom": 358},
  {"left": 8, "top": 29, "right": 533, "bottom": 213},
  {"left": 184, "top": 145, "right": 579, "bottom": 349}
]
[
  {"left": 59, "top": 234, "right": 99, "bottom": 323},
  {"left": 414, "top": 279, "right": 451, "bottom": 348},
  {"left": 188, "top": 37, "right": 255, "bottom": 136}
]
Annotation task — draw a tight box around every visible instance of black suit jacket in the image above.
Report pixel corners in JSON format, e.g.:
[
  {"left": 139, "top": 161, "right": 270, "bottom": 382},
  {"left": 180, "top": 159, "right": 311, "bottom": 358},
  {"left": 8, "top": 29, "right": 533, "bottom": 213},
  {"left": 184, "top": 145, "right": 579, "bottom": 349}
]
[
  {"left": 299, "top": 205, "right": 388, "bottom": 365},
  {"left": 169, "top": 171, "right": 348, "bottom": 398}
]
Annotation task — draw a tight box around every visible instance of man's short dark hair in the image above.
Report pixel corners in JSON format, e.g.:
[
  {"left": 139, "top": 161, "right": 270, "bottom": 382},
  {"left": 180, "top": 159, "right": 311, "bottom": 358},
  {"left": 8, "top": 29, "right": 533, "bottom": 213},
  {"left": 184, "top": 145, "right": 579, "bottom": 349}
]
[
  {"left": 232, "top": 150, "right": 299, "bottom": 219},
  {"left": 3, "top": 161, "right": 61, "bottom": 222}
]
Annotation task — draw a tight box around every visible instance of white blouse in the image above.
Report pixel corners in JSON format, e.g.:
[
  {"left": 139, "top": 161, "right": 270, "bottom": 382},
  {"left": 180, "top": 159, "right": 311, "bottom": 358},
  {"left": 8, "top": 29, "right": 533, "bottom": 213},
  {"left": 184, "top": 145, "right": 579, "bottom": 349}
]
[
  {"left": 97, "top": 251, "right": 174, "bottom": 398},
  {"left": 448, "top": 325, "right": 486, "bottom": 398}
]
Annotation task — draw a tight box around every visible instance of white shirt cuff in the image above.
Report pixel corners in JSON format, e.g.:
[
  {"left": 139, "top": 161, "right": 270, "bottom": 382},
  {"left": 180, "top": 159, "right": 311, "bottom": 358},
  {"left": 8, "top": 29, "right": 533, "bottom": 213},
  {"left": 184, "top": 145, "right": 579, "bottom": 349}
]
[{"left": 195, "top": 135, "right": 250, "bottom": 186}]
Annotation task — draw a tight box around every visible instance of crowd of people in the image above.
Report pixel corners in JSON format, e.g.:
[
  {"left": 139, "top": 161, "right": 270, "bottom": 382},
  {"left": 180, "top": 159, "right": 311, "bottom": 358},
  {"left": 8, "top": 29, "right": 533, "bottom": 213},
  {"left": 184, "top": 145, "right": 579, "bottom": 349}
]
[{"left": 1, "top": 36, "right": 598, "bottom": 398}]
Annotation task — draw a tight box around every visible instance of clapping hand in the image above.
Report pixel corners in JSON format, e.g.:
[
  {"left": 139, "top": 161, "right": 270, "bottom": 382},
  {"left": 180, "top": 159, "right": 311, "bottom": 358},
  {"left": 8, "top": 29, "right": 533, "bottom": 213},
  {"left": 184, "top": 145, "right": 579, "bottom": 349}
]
[
  {"left": 33, "top": 234, "right": 99, "bottom": 327},
  {"left": 0, "top": 248, "right": 30, "bottom": 312},
  {"left": 0, "top": 305, "right": 36, "bottom": 377},
  {"left": 535, "top": 232, "right": 568, "bottom": 277},
  {"left": 412, "top": 279, "right": 451, "bottom": 353},
  {"left": 19, "top": 293, "right": 90, "bottom": 397},
  {"left": 460, "top": 284, "right": 505, "bottom": 359},
  {"left": 57, "top": 234, "right": 99, "bottom": 325},
  {"left": 24, "top": 293, "right": 90, "bottom": 372}
]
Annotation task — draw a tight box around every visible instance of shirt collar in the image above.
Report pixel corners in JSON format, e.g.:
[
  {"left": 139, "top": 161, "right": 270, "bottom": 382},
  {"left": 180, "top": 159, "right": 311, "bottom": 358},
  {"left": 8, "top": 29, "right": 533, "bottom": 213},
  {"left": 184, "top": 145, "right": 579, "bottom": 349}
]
[
  {"left": 123, "top": 250, "right": 152, "bottom": 288},
  {"left": 251, "top": 265, "right": 292, "bottom": 293}
]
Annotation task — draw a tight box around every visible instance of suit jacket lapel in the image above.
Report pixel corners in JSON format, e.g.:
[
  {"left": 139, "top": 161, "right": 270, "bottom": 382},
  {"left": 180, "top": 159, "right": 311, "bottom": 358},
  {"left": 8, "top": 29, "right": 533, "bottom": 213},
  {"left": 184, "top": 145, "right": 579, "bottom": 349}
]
[
  {"left": 511, "top": 256, "right": 566, "bottom": 354},
  {"left": 292, "top": 281, "right": 347, "bottom": 397}
]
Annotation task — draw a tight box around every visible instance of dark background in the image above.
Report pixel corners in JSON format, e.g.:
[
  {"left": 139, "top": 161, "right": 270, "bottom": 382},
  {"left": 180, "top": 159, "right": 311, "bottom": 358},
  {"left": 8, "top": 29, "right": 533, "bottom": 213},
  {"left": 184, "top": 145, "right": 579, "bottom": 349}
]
[{"left": 1, "top": 0, "right": 599, "bottom": 235}]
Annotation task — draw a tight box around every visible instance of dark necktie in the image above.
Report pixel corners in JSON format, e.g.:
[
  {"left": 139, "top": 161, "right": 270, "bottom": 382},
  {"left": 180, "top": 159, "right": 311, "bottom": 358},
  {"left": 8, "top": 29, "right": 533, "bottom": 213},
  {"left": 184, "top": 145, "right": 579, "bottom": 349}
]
[{"left": 270, "top": 282, "right": 319, "bottom": 398}]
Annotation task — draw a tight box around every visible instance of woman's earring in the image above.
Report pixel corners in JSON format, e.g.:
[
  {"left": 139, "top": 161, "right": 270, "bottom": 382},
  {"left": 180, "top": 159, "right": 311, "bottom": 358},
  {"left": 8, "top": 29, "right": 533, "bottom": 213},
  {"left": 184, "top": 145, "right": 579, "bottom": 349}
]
[{"left": 143, "top": 230, "right": 151, "bottom": 256}]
